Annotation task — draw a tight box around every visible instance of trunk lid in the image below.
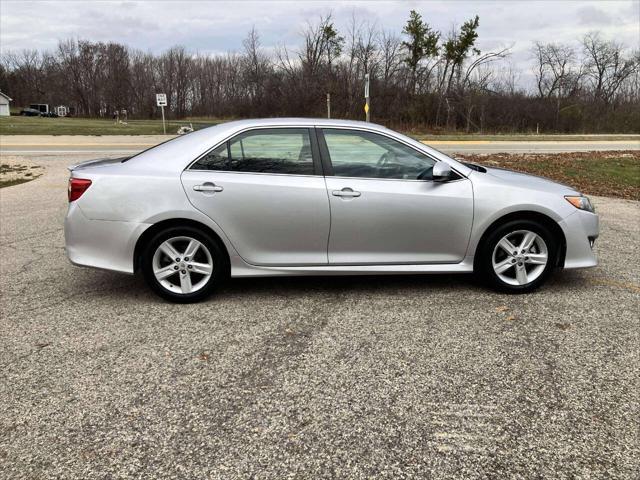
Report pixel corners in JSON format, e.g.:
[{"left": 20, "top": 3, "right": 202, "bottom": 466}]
[{"left": 68, "top": 156, "right": 130, "bottom": 172}]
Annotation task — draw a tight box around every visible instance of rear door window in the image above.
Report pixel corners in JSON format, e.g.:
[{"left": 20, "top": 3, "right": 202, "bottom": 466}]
[{"left": 190, "top": 128, "right": 316, "bottom": 175}]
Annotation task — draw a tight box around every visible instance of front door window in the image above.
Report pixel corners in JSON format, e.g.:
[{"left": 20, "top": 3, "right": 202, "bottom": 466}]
[{"left": 322, "top": 128, "right": 436, "bottom": 180}]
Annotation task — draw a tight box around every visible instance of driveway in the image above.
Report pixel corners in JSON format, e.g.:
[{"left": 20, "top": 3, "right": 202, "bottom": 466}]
[{"left": 1, "top": 154, "right": 638, "bottom": 479}]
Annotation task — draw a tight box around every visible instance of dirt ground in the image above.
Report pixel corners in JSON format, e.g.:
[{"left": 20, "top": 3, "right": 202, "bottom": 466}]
[{"left": 0, "top": 156, "right": 44, "bottom": 188}]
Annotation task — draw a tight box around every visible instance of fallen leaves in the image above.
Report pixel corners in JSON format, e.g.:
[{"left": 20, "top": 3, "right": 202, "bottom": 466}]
[
  {"left": 495, "top": 305, "right": 516, "bottom": 322},
  {"left": 456, "top": 150, "right": 640, "bottom": 200}
]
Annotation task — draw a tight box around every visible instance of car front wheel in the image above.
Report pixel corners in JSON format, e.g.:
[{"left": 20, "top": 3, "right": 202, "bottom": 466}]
[
  {"left": 478, "top": 219, "right": 558, "bottom": 293},
  {"left": 141, "top": 226, "right": 226, "bottom": 303}
]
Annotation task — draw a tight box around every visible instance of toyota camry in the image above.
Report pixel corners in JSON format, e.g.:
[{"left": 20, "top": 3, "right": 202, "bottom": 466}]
[{"left": 65, "top": 118, "right": 599, "bottom": 302}]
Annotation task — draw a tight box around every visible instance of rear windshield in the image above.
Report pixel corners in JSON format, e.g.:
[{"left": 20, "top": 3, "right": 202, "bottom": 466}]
[{"left": 121, "top": 136, "right": 182, "bottom": 162}]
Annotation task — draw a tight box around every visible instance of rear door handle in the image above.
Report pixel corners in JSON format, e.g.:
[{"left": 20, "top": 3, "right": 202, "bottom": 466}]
[
  {"left": 332, "top": 188, "right": 361, "bottom": 198},
  {"left": 193, "top": 183, "right": 223, "bottom": 193}
]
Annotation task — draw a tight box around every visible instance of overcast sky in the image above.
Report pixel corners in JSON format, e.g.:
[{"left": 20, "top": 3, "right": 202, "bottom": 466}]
[{"left": 1, "top": 0, "right": 639, "bottom": 87}]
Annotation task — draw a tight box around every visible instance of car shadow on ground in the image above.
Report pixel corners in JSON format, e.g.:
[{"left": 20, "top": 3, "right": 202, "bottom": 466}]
[
  {"left": 218, "top": 269, "right": 592, "bottom": 297},
  {"left": 70, "top": 267, "right": 594, "bottom": 304}
]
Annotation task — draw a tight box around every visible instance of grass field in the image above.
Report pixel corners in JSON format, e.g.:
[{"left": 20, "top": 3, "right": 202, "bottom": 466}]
[
  {"left": 410, "top": 133, "right": 640, "bottom": 142},
  {"left": 458, "top": 151, "right": 640, "bottom": 200},
  {"left": 0, "top": 116, "right": 222, "bottom": 135},
  {"left": 1, "top": 116, "right": 639, "bottom": 141}
]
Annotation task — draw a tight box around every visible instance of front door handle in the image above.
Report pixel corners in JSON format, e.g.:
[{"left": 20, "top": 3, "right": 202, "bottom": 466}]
[
  {"left": 193, "top": 183, "right": 223, "bottom": 193},
  {"left": 332, "top": 188, "right": 361, "bottom": 198}
]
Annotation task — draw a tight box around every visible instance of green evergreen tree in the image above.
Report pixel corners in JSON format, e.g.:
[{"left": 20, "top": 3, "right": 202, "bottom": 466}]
[{"left": 401, "top": 10, "right": 440, "bottom": 93}]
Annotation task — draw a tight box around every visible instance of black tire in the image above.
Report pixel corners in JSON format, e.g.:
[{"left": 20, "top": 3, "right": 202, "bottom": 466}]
[
  {"left": 141, "top": 226, "right": 227, "bottom": 303},
  {"left": 476, "top": 219, "right": 558, "bottom": 293}
]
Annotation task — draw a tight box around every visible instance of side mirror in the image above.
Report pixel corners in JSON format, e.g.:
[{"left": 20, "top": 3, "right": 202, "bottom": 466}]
[{"left": 432, "top": 162, "right": 453, "bottom": 182}]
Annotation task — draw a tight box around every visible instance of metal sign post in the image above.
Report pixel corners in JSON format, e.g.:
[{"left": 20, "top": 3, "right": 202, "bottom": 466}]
[
  {"left": 364, "top": 74, "right": 370, "bottom": 122},
  {"left": 327, "top": 93, "right": 331, "bottom": 119},
  {"left": 156, "top": 93, "right": 167, "bottom": 134}
]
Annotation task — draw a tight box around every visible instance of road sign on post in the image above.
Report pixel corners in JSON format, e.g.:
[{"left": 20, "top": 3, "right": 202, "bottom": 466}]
[
  {"left": 364, "top": 74, "right": 370, "bottom": 122},
  {"left": 156, "top": 93, "right": 167, "bottom": 134}
]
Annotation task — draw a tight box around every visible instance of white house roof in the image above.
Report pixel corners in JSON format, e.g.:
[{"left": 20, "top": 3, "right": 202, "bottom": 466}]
[{"left": 0, "top": 92, "right": 12, "bottom": 102}]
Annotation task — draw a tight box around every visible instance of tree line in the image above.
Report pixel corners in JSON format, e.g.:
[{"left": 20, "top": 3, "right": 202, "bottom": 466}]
[{"left": 1, "top": 11, "right": 639, "bottom": 133}]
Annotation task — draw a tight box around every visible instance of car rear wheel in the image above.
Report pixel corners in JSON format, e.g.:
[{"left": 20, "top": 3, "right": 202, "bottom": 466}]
[
  {"left": 477, "top": 219, "right": 558, "bottom": 293},
  {"left": 141, "top": 226, "right": 226, "bottom": 303}
]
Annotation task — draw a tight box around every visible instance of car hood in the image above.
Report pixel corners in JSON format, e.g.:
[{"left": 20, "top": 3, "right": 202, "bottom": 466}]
[{"left": 482, "top": 165, "right": 580, "bottom": 195}]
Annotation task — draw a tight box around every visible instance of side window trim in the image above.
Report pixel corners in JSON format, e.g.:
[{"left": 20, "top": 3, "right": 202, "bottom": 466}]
[
  {"left": 226, "top": 141, "right": 232, "bottom": 169},
  {"left": 314, "top": 127, "right": 334, "bottom": 176},
  {"left": 308, "top": 127, "right": 324, "bottom": 176},
  {"left": 188, "top": 127, "right": 323, "bottom": 176},
  {"left": 316, "top": 127, "right": 458, "bottom": 181}
]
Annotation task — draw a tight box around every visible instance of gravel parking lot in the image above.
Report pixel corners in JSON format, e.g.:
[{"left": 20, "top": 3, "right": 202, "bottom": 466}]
[{"left": 1, "top": 154, "right": 639, "bottom": 479}]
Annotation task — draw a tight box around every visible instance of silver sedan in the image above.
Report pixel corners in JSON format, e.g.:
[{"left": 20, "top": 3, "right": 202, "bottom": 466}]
[{"left": 64, "top": 118, "right": 599, "bottom": 302}]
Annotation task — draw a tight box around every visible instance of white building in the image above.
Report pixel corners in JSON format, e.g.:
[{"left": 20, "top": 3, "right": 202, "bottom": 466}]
[{"left": 0, "top": 92, "right": 11, "bottom": 116}]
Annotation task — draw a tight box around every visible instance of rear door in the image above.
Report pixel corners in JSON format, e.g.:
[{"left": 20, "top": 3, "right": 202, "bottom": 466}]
[
  {"left": 319, "top": 128, "right": 474, "bottom": 265},
  {"left": 181, "top": 127, "right": 330, "bottom": 266}
]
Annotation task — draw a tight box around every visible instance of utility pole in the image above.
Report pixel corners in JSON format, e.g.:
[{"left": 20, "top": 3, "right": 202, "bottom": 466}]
[
  {"left": 364, "top": 73, "right": 370, "bottom": 122},
  {"left": 326, "top": 93, "right": 331, "bottom": 119}
]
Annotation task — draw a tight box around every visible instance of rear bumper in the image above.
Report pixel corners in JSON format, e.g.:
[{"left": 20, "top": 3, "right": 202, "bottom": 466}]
[
  {"left": 559, "top": 210, "right": 599, "bottom": 269},
  {"left": 64, "top": 202, "right": 150, "bottom": 274}
]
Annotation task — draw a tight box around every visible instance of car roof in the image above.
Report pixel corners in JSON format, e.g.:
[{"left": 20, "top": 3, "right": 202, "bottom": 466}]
[{"left": 184, "top": 117, "right": 395, "bottom": 141}]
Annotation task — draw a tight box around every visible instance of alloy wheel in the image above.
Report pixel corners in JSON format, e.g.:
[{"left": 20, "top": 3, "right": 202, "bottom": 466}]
[
  {"left": 491, "top": 230, "right": 548, "bottom": 286},
  {"left": 152, "top": 236, "right": 213, "bottom": 294}
]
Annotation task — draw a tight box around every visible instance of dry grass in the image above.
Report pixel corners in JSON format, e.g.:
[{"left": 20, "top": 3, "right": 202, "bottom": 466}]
[{"left": 456, "top": 151, "right": 640, "bottom": 200}]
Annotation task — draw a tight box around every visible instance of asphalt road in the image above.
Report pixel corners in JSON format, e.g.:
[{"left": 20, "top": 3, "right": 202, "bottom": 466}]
[
  {"left": 1, "top": 154, "right": 639, "bottom": 479},
  {"left": 1, "top": 135, "right": 639, "bottom": 155}
]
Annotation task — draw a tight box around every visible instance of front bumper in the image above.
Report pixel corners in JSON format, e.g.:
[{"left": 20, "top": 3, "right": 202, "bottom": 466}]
[
  {"left": 558, "top": 209, "right": 599, "bottom": 269},
  {"left": 64, "top": 202, "right": 150, "bottom": 274}
]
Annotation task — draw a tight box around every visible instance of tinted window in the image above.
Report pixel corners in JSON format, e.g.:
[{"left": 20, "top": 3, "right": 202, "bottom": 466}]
[
  {"left": 191, "top": 128, "right": 314, "bottom": 175},
  {"left": 322, "top": 129, "right": 436, "bottom": 180},
  {"left": 191, "top": 142, "right": 228, "bottom": 170}
]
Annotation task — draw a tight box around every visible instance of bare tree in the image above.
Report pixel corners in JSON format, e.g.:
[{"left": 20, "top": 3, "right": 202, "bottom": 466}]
[
  {"left": 1, "top": 18, "right": 638, "bottom": 134},
  {"left": 242, "top": 27, "right": 271, "bottom": 102},
  {"left": 582, "top": 32, "right": 639, "bottom": 104},
  {"left": 461, "top": 47, "right": 511, "bottom": 91},
  {"left": 379, "top": 30, "right": 403, "bottom": 87},
  {"left": 533, "top": 42, "right": 583, "bottom": 99}
]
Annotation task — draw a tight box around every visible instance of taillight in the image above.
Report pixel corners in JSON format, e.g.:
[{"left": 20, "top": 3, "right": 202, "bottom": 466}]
[{"left": 68, "top": 178, "right": 92, "bottom": 202}]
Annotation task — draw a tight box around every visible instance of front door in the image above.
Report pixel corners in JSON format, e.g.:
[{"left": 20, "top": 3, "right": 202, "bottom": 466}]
[
  {"left": 182, "top": 128, "right": 330, "bottom": 266},
  {"left": 319, "top": 128, "right": 473, "bottom": 265}
]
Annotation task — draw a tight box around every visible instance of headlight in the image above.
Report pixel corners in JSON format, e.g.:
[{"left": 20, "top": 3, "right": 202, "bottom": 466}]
[{"left": 565, "top": 195, "right": 595, "bottom": 213}]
